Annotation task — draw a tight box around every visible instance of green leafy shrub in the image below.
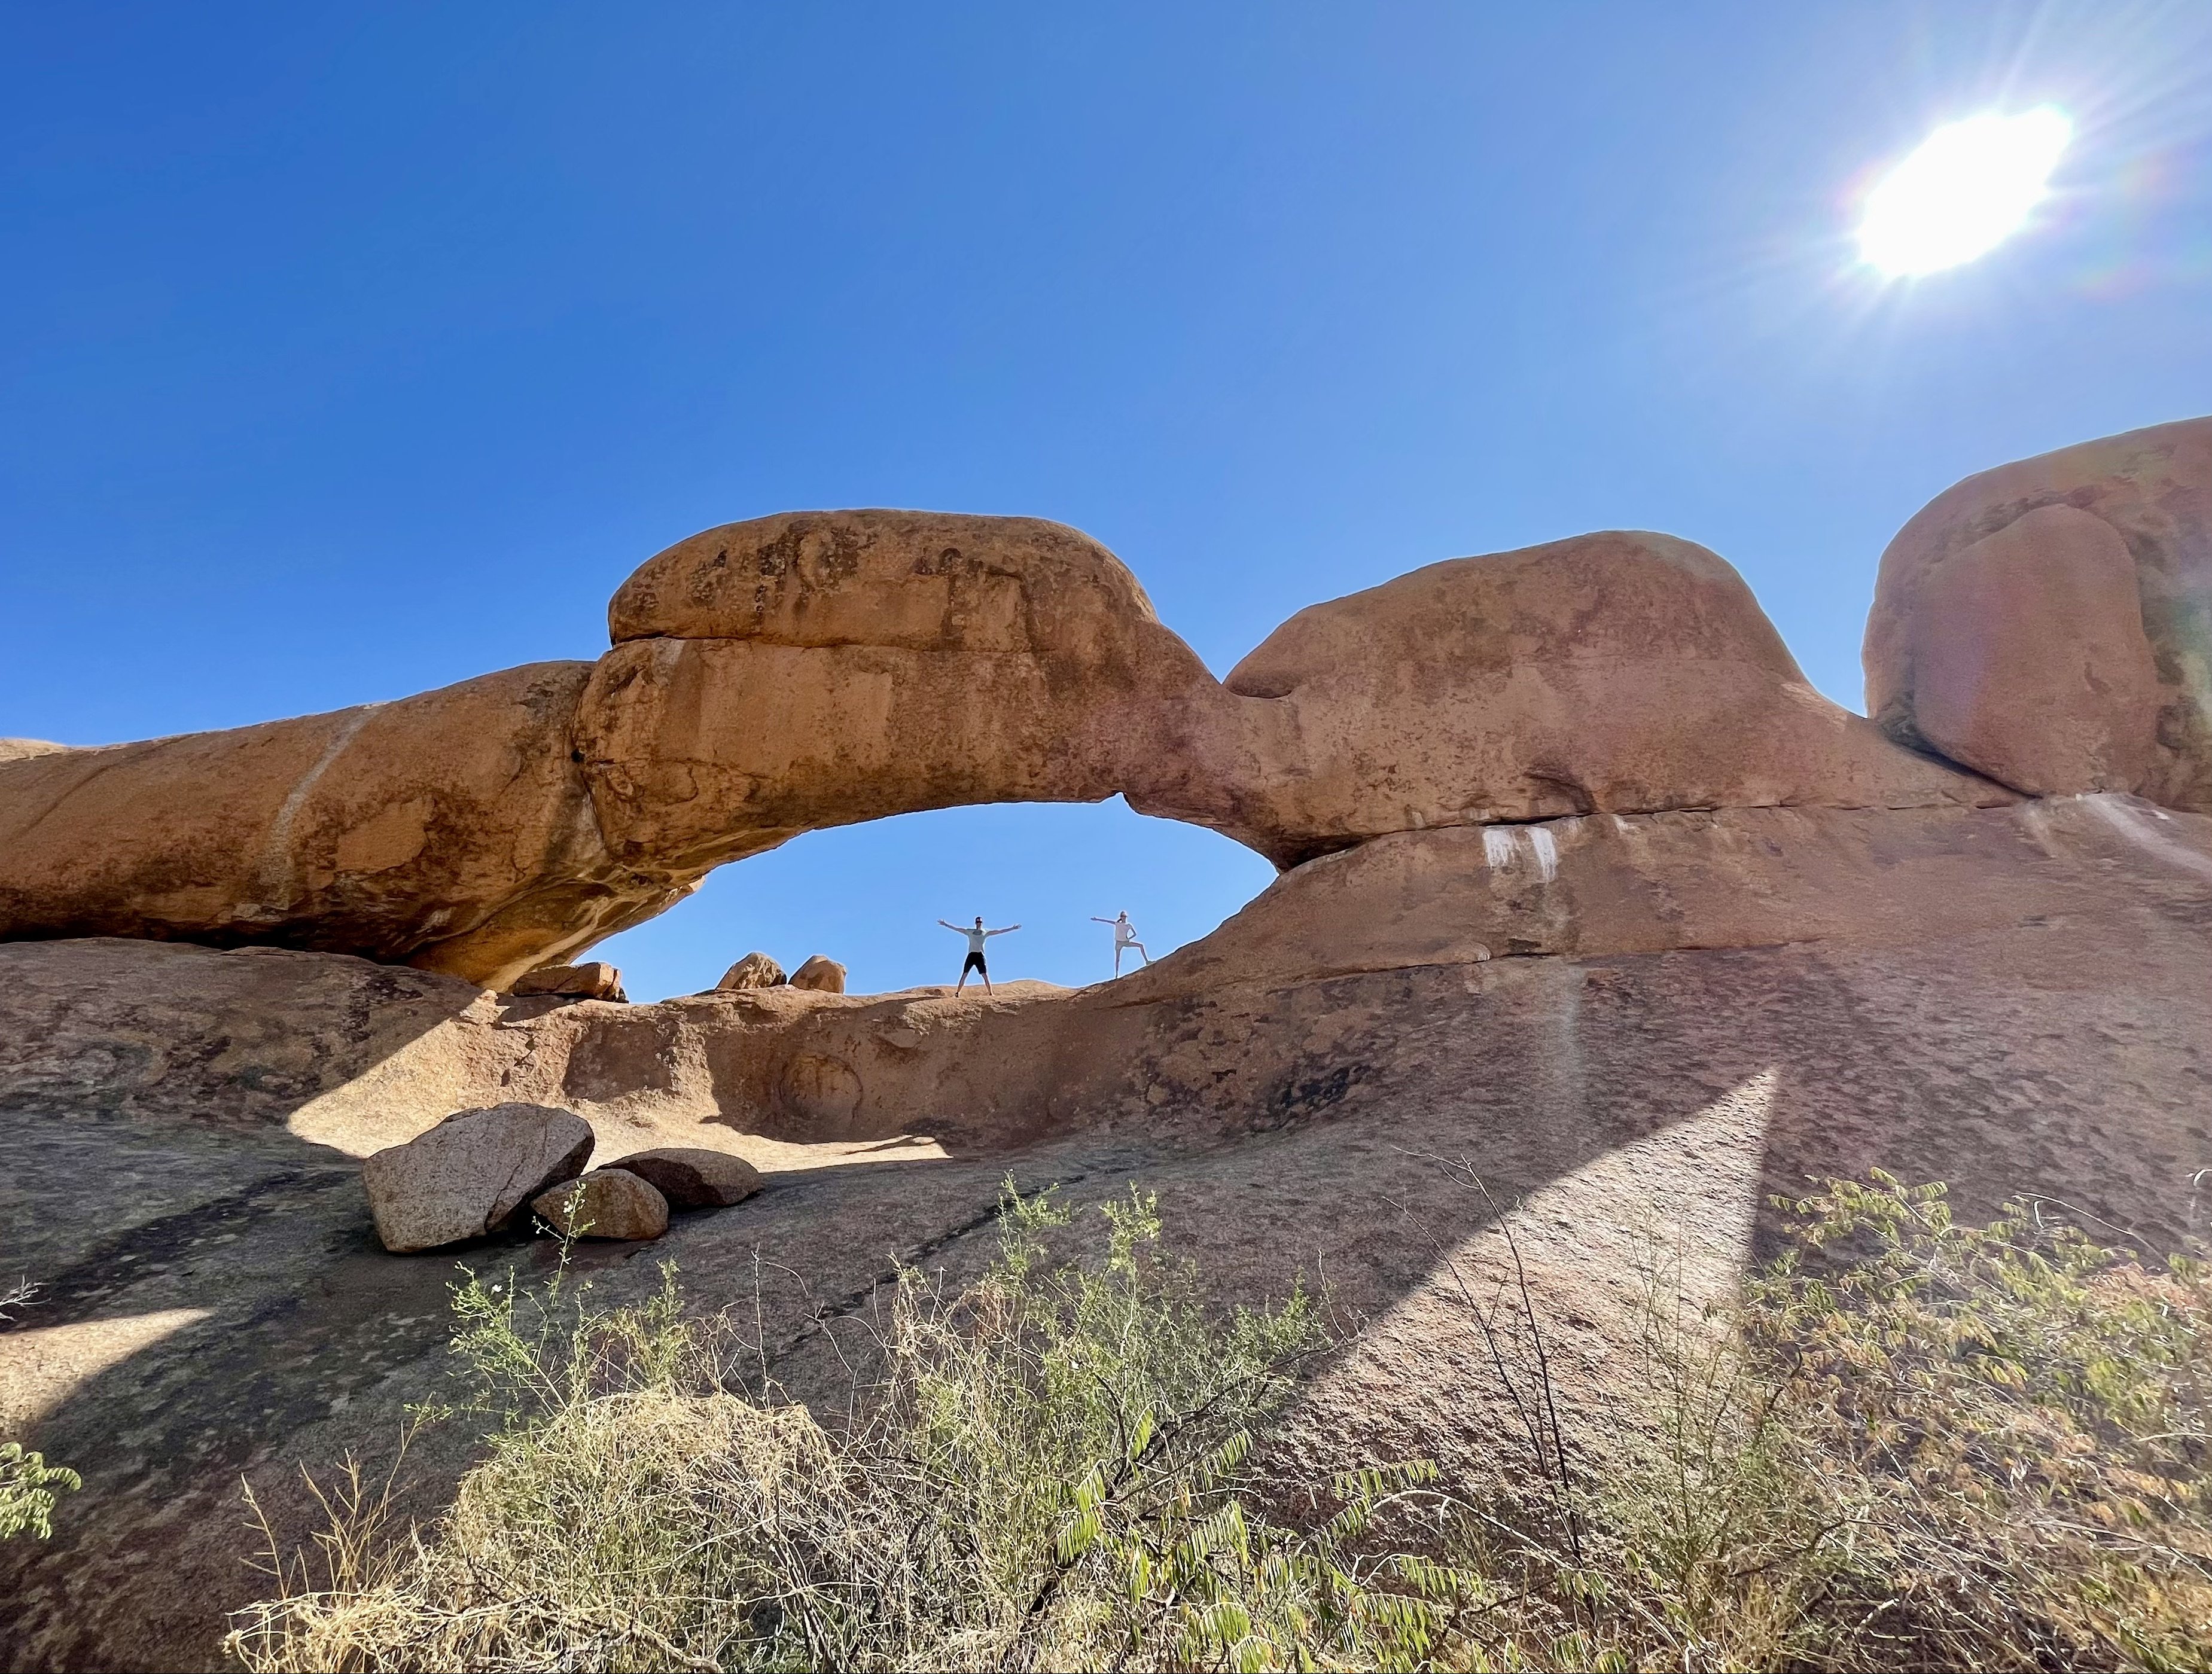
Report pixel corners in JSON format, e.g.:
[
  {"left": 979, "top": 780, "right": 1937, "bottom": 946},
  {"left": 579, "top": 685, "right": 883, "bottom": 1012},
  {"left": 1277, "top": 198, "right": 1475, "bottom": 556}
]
[
  {"left": 226, "top": 1183, "right": 1471, "bottom": 1672},
  {"left": 0, "top": 1441, "right": 82, "bottom": 1543},
  {"left": 224, "top": 1173, "right": 2212, "bottom": 1672},
  {"left": 1744, "top": 1175, "right": 2212, "bottom": 1666},
  {"left": 0, "top": 1282, "right": 81, "bottom": 1542},
  {"left": 1431, "top": 1172, "right": 2212, "bottom": 1671}
]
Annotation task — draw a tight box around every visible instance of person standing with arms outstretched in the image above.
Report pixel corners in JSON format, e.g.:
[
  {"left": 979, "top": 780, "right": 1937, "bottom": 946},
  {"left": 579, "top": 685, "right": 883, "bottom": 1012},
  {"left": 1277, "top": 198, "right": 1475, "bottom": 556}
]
[
  {"left": 939, "top": 914, "right": 1020, "bottom": 995},
  {"left": 1092, "top": 910, "right": 1150, "bottom": 975}
]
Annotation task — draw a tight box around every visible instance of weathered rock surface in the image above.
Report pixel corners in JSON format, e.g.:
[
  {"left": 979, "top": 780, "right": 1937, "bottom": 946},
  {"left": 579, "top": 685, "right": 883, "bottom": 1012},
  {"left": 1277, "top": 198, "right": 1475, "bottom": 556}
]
[
  {"left": 576, "top": 509, "right": 1231, "bottom": 878},
  {"left": 0, "top": 498, "right": 2036, "bottom": 978},
  {"left": 6, "top": 421, "right": 2212, "bottom": 1672},
  {"left": 1866, "top": 415, "right": 2211, "bottom": 808},
  {"left": 0, "top": 739, "right": 70, "bottom": 764},
  {"left": 1153, "top": 530, "right": 2007, "bottom": 864},
  {"left": 510, "top": 961, "right": 627, "bottom": 1001},
  {"left": 531, "top": 1167, "right": 669, "bottom": 1240},
  {"left": 718, "top": 950, "right": 785, "bottom": 990},
  {"left": 362, "top": 1103, "right": 595, "bottom": 1252},
  {"left": 1897, "top": 507, "right": 2164, "bottom": 796},
  {"left": 6, "top": 794, "right": 2211, "bottom": 1670},
  {"left": 0, "top": 940, "right": 499, "bottom": 1136},
  {"left": 788, "top": 954, "right": 847, "bottom": 993},
  {"left": 0, "top": 663, "right": 678, "bottom": 990},
  {"left": 607, "top": 1147, "right": 764, "bottom": 1208}
]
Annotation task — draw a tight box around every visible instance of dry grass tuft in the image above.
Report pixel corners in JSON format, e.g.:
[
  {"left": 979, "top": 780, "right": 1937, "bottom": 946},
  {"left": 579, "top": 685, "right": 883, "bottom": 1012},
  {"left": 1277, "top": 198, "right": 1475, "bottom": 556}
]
[{"left": 225, "top": 1173, "right": 2211, "bottom": 1672}]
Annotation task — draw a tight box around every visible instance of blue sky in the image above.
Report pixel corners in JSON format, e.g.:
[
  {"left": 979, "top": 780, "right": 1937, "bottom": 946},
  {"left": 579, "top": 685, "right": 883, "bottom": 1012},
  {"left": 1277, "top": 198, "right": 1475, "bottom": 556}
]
[{"left": 6, "top": 2, "right": 2209, "bottom": 998}]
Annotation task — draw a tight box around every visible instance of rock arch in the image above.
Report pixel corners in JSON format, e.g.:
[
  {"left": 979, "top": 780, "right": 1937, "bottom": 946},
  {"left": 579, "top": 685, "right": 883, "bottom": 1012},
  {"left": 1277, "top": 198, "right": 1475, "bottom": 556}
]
[{"left": 0, "top": 489, "right": 2074, "bottom": 989}]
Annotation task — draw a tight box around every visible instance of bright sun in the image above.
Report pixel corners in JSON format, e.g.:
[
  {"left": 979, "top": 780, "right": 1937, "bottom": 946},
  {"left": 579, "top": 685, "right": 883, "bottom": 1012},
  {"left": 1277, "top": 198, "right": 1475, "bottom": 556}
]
[{"left": 1858, "top": 107, "right": 2073, "bottom": 276}]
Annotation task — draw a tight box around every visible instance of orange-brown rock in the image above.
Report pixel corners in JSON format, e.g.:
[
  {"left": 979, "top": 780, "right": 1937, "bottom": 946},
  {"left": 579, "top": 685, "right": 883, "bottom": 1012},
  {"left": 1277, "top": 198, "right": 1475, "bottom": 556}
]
[
  {"left": 1865, "top": 415, "right": 2211, "bottom": 807},
  {"left": 1153, "top": 530, "right": 2006, "bottom": 862},
  {"left": 0, "top": 510, "right": 2014, "bottom": 976},
  {"left": 718, "top": 951, "right": 785, "bottom": 990},
  {"left": 8, "top": 790, "right": 2212, "bottom": 1669},
  {"left": 788, "top": 954, "right": 847, "bottom": 993},
  {"left": 608, "top": 1146, "right": 764, "bottom": 1208},
  {"left": 532, "top": 1167, "right": 669, "bottom": 1240},
  {"left": 0, "top": 663, "right": 685, "bottom": 989},
  {"left": 510, "top": 961, "right": 627, "bottom": 1001},
  {"left": 576, "top": 509, "right": 1229, "bottom": 877}
]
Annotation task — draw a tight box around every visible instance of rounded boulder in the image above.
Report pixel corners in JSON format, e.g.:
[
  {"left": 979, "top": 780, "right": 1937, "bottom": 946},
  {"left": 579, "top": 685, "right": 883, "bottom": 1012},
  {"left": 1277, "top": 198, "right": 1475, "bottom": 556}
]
[
  {"left": 607, "top": 1147, "right": 766, "bottom": 1208},
  {"left": 531, "top": 1167, "right": 670, "bottom": 1240}
]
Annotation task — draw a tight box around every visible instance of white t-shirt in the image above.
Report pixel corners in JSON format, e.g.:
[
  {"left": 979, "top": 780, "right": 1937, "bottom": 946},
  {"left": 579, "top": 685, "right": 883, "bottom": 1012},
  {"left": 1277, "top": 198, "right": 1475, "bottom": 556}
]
[{"left": 965, "top": 926, "right": 989, "bottom": 955}]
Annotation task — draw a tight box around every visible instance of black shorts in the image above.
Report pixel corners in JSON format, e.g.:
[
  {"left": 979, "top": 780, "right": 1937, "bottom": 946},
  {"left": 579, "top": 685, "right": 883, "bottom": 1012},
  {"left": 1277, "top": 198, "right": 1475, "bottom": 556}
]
[{"left": 962, "top": 952, "right": 988, "bottom": 976}]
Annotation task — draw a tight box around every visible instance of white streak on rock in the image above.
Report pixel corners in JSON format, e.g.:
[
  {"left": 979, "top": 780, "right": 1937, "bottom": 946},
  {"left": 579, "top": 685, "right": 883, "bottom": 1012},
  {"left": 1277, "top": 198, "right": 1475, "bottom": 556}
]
[
  {"left": 2084, "top": 793, "right": 2212, "bottom": 884},
  {"left": 246, "top": 705, "right": 380, "bottom": 919},
  {"left": 1529, "top": 826, "right": 1559, "bottom": 883}
]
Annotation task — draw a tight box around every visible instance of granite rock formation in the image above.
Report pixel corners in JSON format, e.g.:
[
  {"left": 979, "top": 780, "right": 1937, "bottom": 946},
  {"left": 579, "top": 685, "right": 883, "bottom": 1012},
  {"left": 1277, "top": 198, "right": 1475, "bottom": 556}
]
[
  {"left": 6, "top": 786, "right": 2211, "bottom": 1667},
  {"left": 361, "top": 1103, "right": 595, "bottom": 1253},
  {"left": 788, "top": 955, "right": 848, "bottom": 993},
  {"left": 0, "top": 504, "right": 2036, "bottom": 984},
  {"left": 510, "top": 961, "right": 627, "bottom": 1001},
  {"left": 531, "top": 1168, "right": 670, "bottom": 1241},
  {"left": 717, "top": 951, "right": 786, "bottom": 990},
  {"left": 0, "top": 663, "right": 652, "bottom": 990},
  {"left": 1159, "top": 529, "right": 2005, "bottom": 862},
  {"left": 5, "top": 419, "right": 2212, "bottom": 1670},
  {"left": 1866, "top": 415, "right": 2211, "bottom": 807},
  {"left": 607, "top": 1147, "right": 766, "bottom": 1208},
  {"left": 581, "top": 510, "right": 1232, "bottom": 876}
]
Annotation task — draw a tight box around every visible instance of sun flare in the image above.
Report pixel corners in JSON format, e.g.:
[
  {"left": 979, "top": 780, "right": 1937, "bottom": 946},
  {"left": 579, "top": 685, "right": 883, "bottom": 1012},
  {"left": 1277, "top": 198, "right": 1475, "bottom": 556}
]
[{"left": 1858, "top": 107, "right": 2073, "bottom": 276}]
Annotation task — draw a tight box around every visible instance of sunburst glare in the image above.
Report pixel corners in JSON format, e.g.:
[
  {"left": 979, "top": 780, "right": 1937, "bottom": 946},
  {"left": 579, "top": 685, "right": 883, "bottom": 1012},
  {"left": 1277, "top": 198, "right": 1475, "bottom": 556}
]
[{"left": 1859, "top": 107, "right": 2074, "bottom": 276}]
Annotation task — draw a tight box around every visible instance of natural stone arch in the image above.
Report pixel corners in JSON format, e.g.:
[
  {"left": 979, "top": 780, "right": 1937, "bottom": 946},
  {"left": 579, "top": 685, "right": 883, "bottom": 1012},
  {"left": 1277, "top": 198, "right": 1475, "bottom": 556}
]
[{"left": 0, "top": 508, "right": 2004, "bottom": 989}]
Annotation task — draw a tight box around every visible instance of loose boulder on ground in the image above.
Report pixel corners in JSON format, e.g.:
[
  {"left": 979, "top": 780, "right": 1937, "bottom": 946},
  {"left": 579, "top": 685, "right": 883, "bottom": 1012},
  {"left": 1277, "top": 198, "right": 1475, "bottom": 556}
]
[
  {"left": 510, "top": 961, "right": 628, "bottom": 1001},
  {"left": 788, "top": 954, "right": 847, "bottom": 993},
  {"left": 361, "top": 1102, "right": 595, "bottom": 1253},
  {"left": 718, "top": 951, "right": 785, "bottom": 990},
  {"left": 532, "top": 1167, "right": 670, "bottom": 1240},
  {"left": 608, "top": 1147, "right": 766, "bottom": 1208}
]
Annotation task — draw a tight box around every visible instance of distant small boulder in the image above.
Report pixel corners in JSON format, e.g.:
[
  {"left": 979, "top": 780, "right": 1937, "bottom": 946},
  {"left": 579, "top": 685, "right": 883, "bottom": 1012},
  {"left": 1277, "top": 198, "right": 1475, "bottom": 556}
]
[
  {"left": 362, "top": 1103, "right": 594, "bottom": 1253},
  {"left": 717, "top": 951, "right": 785, "bottom": 990},
  {"left": 608, "top": 1147, "right": 765, "bottom": 1209},
  {"left": 788, "top": 954, "right": 847, "bottom": 993},
  {"left": 509, "top": 961, "right": 627, "bottom": 1002},
  {"left": 532, "top": 1167, "right": 669, "bottom": 1240}
]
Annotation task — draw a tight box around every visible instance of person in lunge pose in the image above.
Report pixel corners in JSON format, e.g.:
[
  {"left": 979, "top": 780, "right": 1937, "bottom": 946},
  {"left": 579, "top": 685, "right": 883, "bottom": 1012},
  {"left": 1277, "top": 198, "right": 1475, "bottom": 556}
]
[
  {"left": 939, "top": 914, "right": 1020, "bottom": 995},
  {"left": 1091, "top": 910, "right": 1150, "bottom": 976}
]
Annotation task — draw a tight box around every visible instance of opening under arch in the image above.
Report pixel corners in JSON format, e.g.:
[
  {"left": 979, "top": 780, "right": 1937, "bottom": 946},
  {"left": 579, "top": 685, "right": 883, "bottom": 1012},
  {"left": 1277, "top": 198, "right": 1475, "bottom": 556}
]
[{"left": 589, "top": 797, "right": 1278, "bottom": 1002}]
